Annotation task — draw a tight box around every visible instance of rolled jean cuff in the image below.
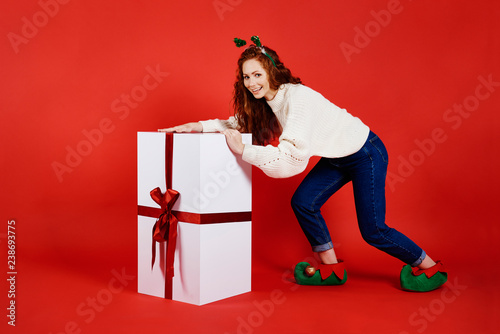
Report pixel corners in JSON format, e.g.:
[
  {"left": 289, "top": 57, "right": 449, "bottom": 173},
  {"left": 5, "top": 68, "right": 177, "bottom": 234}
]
[
  {"left": 312, "top": 242, "right": 334, "bottom": 253},
  {"left": 410, "top": 250, "right": 427, "bottom": 267}
]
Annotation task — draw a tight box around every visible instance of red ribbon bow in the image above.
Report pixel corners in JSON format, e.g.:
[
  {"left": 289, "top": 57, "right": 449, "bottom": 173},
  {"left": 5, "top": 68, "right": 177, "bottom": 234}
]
[
  {"left": 150, "top": 186, "right": 179, "bottom": 299},
  {"left": 150, "top": 187, "right": 179, "bottom": 245}
]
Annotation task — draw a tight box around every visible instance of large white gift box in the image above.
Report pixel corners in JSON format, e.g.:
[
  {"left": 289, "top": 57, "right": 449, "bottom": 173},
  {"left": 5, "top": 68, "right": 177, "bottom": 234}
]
[{"left": 137, "top": 132, "right": 252, "bottom": 305}]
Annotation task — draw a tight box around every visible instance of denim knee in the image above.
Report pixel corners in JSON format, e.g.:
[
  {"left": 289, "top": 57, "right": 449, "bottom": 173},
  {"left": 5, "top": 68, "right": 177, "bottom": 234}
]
[
  {"left": 291, "top": 191, "right": 308, "bottom": 213},
  {"left": 360, "top": 230, "right": 386, "bottom": 248}
]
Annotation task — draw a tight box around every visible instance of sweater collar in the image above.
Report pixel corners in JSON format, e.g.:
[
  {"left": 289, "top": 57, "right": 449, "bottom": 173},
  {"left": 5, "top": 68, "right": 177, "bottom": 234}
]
[{"left": 266, "top": 84, "right": 289, "bottom": 113}]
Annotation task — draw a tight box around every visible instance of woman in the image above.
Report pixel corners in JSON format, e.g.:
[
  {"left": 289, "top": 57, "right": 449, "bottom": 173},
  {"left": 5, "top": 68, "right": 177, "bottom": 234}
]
[{"left": 159, "top": 36, "right": 447, "bottom": 292}]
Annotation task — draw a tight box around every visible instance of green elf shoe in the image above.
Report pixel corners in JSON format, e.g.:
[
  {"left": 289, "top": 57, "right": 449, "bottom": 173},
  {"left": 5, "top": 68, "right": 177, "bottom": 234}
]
[
  {"left": 400, "top": 260, "right": 447, "bottom": 292},
  {"left": 294, "top": 261, "right": 347, "bottom": 286}
]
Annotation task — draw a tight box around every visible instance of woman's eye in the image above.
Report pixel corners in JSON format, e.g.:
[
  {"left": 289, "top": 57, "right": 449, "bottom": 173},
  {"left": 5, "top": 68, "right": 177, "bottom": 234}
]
[{"left": 255, "top": 74, "right": 261, "bottom": 77}]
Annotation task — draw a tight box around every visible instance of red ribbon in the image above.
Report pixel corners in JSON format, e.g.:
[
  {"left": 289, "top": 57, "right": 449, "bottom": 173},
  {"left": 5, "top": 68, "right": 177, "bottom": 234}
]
[
  {"left": 149, "top": 186, "right": 179, "bottom": 300},
  {"left": 150, "top": 133, "right": 177, "bottom": 299},
  {"left": 138, "top": 206, "right": 253, "bottom": 225}
]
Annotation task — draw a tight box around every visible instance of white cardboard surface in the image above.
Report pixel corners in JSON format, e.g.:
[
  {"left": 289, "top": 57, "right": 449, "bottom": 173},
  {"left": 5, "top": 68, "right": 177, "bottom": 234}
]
[{"left": 137, "top": 132, "right": 252, "bottom": 305}]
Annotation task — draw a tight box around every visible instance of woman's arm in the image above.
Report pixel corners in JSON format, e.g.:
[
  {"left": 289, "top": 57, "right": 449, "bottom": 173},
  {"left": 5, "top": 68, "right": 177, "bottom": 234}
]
[
  {"left": 158, "top": 122, "right": 203, "bottom": 133},
  {"left": 158, "top": 116, "right": 239, "bottom": 133},
  {"left": 199, "top": 116, "right": 239, "bottom": 132}
]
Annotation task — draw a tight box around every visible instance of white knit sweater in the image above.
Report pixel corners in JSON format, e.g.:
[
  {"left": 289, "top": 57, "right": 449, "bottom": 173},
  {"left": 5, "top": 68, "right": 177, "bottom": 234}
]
[{"left": 200, "top": 83, "right": 370, "bottom": 178}]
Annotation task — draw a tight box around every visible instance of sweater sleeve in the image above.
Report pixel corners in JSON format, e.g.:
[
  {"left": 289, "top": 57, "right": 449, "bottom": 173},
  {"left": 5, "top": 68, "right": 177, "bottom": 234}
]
[
  {"left": 242, "top": 137, "right": 310, "bottom": 178},
  {"left": 241, "top": 94, "right": 312, "bottom": 178},
  {"left": 199, "top": 116, "right": 239, "bottom": 132}
]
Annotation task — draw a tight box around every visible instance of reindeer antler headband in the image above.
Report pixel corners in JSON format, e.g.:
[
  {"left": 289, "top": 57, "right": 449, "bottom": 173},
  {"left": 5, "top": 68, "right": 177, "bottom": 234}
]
[{"left": 233, "top": 36, "right": 277, "bottom": 68}]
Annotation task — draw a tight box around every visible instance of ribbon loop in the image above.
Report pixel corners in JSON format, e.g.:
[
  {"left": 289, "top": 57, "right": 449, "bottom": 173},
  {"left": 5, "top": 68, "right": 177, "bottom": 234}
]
[
  {"left": 150, "top": 187, "right": 179, "bottom": 243},
  {"left": 150, "top": 187, "right": 179, "bottom": 211}
]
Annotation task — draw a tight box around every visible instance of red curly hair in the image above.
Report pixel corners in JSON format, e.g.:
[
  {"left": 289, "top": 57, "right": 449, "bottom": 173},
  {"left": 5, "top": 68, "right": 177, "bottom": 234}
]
[{"left": 232, "top": 45, "right": 301, "bottom": 145}]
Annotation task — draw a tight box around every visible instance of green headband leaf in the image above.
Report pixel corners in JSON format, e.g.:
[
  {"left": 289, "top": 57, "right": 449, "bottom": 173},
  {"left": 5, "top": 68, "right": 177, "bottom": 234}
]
[
  {"left": 250, "top": 36, "right": 262, "bottom": 47},
  {"left": 233, "top": 36, "right": 277, "bottom": 67},
  {"left": 234, "top": 38, "right": 247, "bottom": 47}
]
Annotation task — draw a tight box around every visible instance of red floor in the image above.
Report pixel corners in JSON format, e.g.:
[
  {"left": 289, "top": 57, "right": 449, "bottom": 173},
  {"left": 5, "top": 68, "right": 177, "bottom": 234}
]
[
  {"left": 3, "top": 235, "right": 498, "bottom": 334},
  {"left": 2, "top": 179, "right": 499, "bottom": 334}
]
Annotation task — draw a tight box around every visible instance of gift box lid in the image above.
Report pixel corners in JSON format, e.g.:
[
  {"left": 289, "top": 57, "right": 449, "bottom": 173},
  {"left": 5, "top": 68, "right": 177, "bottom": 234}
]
[{"left": 138, "top": 132, "right": 252, "bottom": 214}]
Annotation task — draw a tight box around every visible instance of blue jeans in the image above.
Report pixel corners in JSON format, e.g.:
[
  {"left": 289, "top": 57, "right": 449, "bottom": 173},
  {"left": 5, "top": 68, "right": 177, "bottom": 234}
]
[{"left": 291, "top": 131, "right": 426, "bottom": 267}]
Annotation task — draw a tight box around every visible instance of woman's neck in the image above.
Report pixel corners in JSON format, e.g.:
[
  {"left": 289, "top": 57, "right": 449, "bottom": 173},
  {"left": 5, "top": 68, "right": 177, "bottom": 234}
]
[{"left": 265, "top": 88, "right": 278, "bottom": 101}]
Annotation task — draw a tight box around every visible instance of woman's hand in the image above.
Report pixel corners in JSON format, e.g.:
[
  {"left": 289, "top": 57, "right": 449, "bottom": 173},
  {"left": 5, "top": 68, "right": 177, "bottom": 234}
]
[
  {"left": 158, "top": 122, "right": 203, "bottom": 133},
  {"left": 222, "top": 129, "right": 245, "bottom": 155}
]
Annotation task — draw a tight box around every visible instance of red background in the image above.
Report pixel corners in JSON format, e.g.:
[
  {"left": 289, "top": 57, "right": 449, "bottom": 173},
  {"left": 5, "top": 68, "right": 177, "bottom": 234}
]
[{"left": 1, "top": 0, "right": 499, "bottom": 333}]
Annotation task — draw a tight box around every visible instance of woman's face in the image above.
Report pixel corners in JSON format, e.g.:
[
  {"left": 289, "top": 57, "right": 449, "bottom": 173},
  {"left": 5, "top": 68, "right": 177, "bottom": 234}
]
[{"left": 242, "top": 58, "right": 277, "bottom": 101}]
